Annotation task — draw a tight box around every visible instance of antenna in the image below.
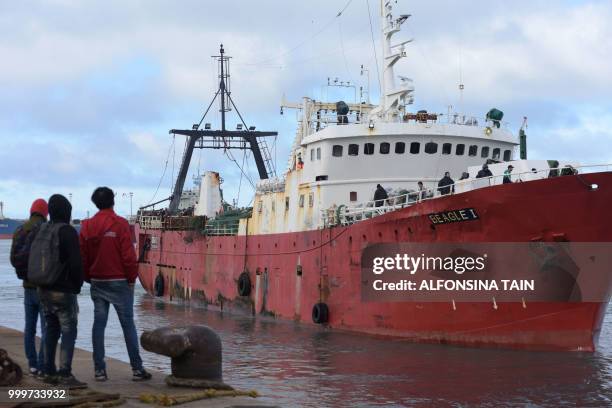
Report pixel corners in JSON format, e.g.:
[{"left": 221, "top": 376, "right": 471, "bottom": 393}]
[
  {"left": 458, "top": 48, "right": 464, "bottom": 114},
  {"left": 360, "top": 65, "right": 371, "bottom": 104},
  {"left": 327, "top": 76, "right": 357, "bottom": 103}
]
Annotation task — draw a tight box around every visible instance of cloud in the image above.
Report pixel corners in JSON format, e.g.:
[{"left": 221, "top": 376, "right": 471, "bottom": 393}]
[{"left": 1, "top": 0, "right": 611, "bottom": 218}]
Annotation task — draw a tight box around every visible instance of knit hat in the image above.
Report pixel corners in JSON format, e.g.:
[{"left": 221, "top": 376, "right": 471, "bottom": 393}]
[{"left": 30, "top": 198, "right": 48, "bottom": 218}]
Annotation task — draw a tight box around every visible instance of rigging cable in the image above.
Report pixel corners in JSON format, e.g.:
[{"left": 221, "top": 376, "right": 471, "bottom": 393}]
[
  {"left": 146, "top": 136, "right": 175, "bottom": 205},
  {"left": 245, "top": 0, "right": 354, "bottom": 66},
  {"left": 338, "top": 19, "right": 351, "bottom": 79},
  {"left": 366, "top": 0, "right": 382, "bottom": 97},
  {"left": 221, "top": 138, "right": 255, "bottom": 189},
  {"left": 236, "top": 149, "right": 246, "bottom": 205},
  {"left": 170, "top": 135, "right": 177, "bottom": 193}
]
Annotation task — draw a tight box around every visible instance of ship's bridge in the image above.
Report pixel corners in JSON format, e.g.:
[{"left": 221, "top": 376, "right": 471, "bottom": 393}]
[
  {"left": 248, "top": 108, "right": 519, "bottom": 235},
  {"left": 293, "top": 111, "right": 518, "bottom": 209}
]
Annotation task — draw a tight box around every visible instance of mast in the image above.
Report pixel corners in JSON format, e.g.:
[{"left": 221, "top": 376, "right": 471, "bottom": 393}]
[
  {"left": 378, "top": 0, "right": 414, "bottom": 118},
  {"left": 167, "top": 45, "right": 278, "bottom": 214},
  {"left": 219, "top": 45, "right": 228, "bottom": 132}
]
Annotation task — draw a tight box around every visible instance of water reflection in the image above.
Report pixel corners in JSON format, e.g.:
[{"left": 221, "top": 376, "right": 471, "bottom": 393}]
[
  {"left": 1, "top": 240, "right": 611, "bottom": 407},
  {"left": 136, "top": 296, "right": 612, "bottom": 407}
]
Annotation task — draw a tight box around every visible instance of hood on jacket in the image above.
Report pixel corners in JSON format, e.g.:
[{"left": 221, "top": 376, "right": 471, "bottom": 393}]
[{"left": 48, "top": 194, "right": 72, "bottom": 223}]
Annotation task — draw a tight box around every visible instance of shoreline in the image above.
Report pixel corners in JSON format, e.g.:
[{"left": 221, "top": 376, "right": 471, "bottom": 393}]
[{"left": 0, "top": 326, "right": 270, "bottom": 407}]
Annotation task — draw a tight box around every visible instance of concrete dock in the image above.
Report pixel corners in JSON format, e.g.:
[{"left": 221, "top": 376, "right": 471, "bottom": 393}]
[{"left": 0, "top": 326, "right": 275, "bottom": 407}]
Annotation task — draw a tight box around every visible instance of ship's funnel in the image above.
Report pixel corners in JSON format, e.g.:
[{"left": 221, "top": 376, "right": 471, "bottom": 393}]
[{"left": 194, "top": 171, "right": 223, "bottom": 218}]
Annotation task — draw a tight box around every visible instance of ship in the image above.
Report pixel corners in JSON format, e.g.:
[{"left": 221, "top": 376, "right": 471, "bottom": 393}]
[
  {"left": 0, "top": 202, "right": 23, "bottom": 239},
  {"left": 135, "top": 1, "right": 612, "bottom": 351}
]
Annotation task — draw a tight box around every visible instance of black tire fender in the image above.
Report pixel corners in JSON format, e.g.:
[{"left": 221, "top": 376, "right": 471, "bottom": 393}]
[
  {"left": 237, "top": 272, "right": 251, "bottom": 297},
  {"left": 312, "top": 302, "right": 329, "bottom": 324}
]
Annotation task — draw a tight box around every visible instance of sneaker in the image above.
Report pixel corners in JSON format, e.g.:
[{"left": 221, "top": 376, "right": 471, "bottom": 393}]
[
  {"left": 94, "top": 369, "right": 108, "bottom": 382},
  {"left": 57, "top": 374, "right": 87, "bottom": 389},
  {"left": 42, "top": 374, "right": 59, "bottom": 385},
  {"left": 132, "top": 368, "right": 152, "bottom": 381},
  {"left": 28, "top": 367, "right": 39, "bottom": 377}
]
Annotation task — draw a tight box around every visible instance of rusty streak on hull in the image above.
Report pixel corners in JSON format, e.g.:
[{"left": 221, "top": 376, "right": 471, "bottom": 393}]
[{"left": 137, "top": 173, "right": 612, "bottom": 352}]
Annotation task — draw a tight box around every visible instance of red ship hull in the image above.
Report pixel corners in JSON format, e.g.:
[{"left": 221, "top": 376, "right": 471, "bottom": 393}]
[{"left": 136, "top": 173, "right": 612, "bottom": 351}]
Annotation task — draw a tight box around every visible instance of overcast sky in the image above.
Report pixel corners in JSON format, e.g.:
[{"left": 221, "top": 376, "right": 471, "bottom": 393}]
[{"left": 1, "top": 0, "right": 611, "bottom": 219}]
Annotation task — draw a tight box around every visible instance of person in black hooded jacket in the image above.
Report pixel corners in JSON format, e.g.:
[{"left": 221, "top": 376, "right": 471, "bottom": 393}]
[{"left": 37, "top": 194, "right": 85, "bottom": 388}]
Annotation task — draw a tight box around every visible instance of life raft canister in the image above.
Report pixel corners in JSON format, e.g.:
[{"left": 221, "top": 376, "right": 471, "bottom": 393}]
[
  {"left": 312, "top": 302, "right": 329, "bottom": 324},
  {"left": 237, "top": 272, "right": 251, "bottom": 296},
  {"left": 154, "top": 273, "right": 165, "bottom": 297}
]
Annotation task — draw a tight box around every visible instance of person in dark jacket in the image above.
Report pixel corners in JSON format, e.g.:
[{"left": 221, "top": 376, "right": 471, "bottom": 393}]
[
  {"left": 503, "top": 165, "right": 514, "bottom": 184},
  {"left": 37, "top": 194, "right": 85, "bottom": 388},
  {"left": 476, "top": 164, "right": 493, "bottom": 178},
  {"left": 416, "top": 181, "right": 426, "bottom": 200},
  {"left": 10, "top": 198, "right": 48, "bottom": 377},
  {"left": 373, "top": 184, "right": 388, "bottom": 207},
  {"left": 437, "top": 172, "right": 455, "bottom": 195},
  {"left": 80, "top": 187, "right": 151, "bottom": 382}
]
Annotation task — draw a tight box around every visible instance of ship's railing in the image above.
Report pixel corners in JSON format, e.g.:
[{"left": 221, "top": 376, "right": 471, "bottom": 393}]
[
  {"left": 308, "top": 112, "right": 366, "bottom": 131},
  {"left": 137, "top": 215, "right": 206, "bottom": 230},
  {"left": 321, "top": 163, "right": 612, "bottom": 227},
  {"left": 307, "top": 110, "right": 510, "bottom": 132},
  {"left": 203, "top": 222, "right": 240, "bottom": 236},
  {"left": 256, "top": 177, "right": 286, "bottom": 194},
  {"left": 138, "top": 215, "right": 164, "bottom": 229}
]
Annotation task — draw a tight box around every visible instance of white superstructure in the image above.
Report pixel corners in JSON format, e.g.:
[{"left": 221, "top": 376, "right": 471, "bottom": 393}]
[{"left": 246, "top": 0, "right": 518, "bottom": 234}]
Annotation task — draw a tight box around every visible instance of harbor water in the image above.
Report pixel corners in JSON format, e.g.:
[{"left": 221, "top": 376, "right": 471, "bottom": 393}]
[{"left": 1, "top": 240, "right": 611, "bottom": 407}]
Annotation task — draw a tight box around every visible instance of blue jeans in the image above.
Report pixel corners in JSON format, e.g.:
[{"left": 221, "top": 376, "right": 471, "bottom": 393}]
[
  {"left": 24, "top": 287, "right": 46, "bottom": 371},
  {"left": 90, "top": 280, "right": 143, "bottom": 372},
  {"left": 38, "top": 290, "right": 78, "bottom": 376}
]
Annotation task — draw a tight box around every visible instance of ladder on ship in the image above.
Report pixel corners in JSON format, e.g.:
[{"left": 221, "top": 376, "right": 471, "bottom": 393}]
[
  {"left": 258, "top": 138, "right": 276, "bottom": 179},
  {"left": 165, "top": 44, "right": 279, "bottom": 214}
]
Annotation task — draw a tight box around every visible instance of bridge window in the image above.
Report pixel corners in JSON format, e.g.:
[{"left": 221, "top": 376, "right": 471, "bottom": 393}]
[
  {"left": 332, "top": 145, "right": 343, "bottom": 157},
  {"left": 308, "top": 193, "right": 314, "bottom": 207},
  {"left": 299, "top": 194, "right": 305, "bottom": 208},
  {"left": 442, "top": 143, "right": 452, "bottom": 155},
  {"left": 348, "top": 144, "right": 359, "bottom": 156},
  {"left": 350, "top": 191, "right": 357, "bottom": 202},
  {"left": 503, "top": 150, "right": 512, "bottom": 161},
  {"left": 316, "top": 147, "right": 321, "bottom": 160},
  {"left": 395, "top": 142, "right": 405, "bottom": 154},
  {"left": 410, "top": 142, "right": 420, "bottom": 154},
  {"left": 492, "top": 148, "right": 500, "bottom": 160},
  {"left": 468, "top": 145, "right": 478, "bottom": 156},
  {"left": 456, "top": 144, "right": 465, "bottom": 155},
  {"left": 310, "top": 149, "right": 314, "bottom": 161},
  {"left": 285, "top": 197, "right": 290, "bottom": 211},
  {"left": 257, "top": 201, "right": 263, "bottom": 213},
  {"left": 481, "top": 146, "right": 490, "bottom": 158},
  {"left": 364, "top": 143, "right": 375, "bottom": 155},
  {"left": 380, "top": 142, "right": 390, "bottom": 154},
  {"left": 425, "top": 142, "right": 438, "bottom": 154}
]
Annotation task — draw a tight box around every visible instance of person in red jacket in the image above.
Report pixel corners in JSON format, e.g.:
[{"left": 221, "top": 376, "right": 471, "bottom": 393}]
[{"left": 80, "top": 187, "right": 151, "bottom": 382}]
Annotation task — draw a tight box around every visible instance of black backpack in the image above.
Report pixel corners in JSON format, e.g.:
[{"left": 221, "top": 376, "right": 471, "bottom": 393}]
[
  {"left": 27, "top": 223, "right": 66, "bottom": 286},
  {"left": 10, "top": 222, "right": 42, "bottom": 280}
]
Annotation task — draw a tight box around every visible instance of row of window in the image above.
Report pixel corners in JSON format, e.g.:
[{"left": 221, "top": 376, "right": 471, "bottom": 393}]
[
  {"left": 257, "top": 193, "right": 315, "bottom": 213},
  {"left": 325, "top": 142, "right": 512, "bottom": 161}
]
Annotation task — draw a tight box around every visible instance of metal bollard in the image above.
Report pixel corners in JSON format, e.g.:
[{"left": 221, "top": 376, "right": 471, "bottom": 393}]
[{"left": 140, "top": 326, "right": 232, "bottom": 389}]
